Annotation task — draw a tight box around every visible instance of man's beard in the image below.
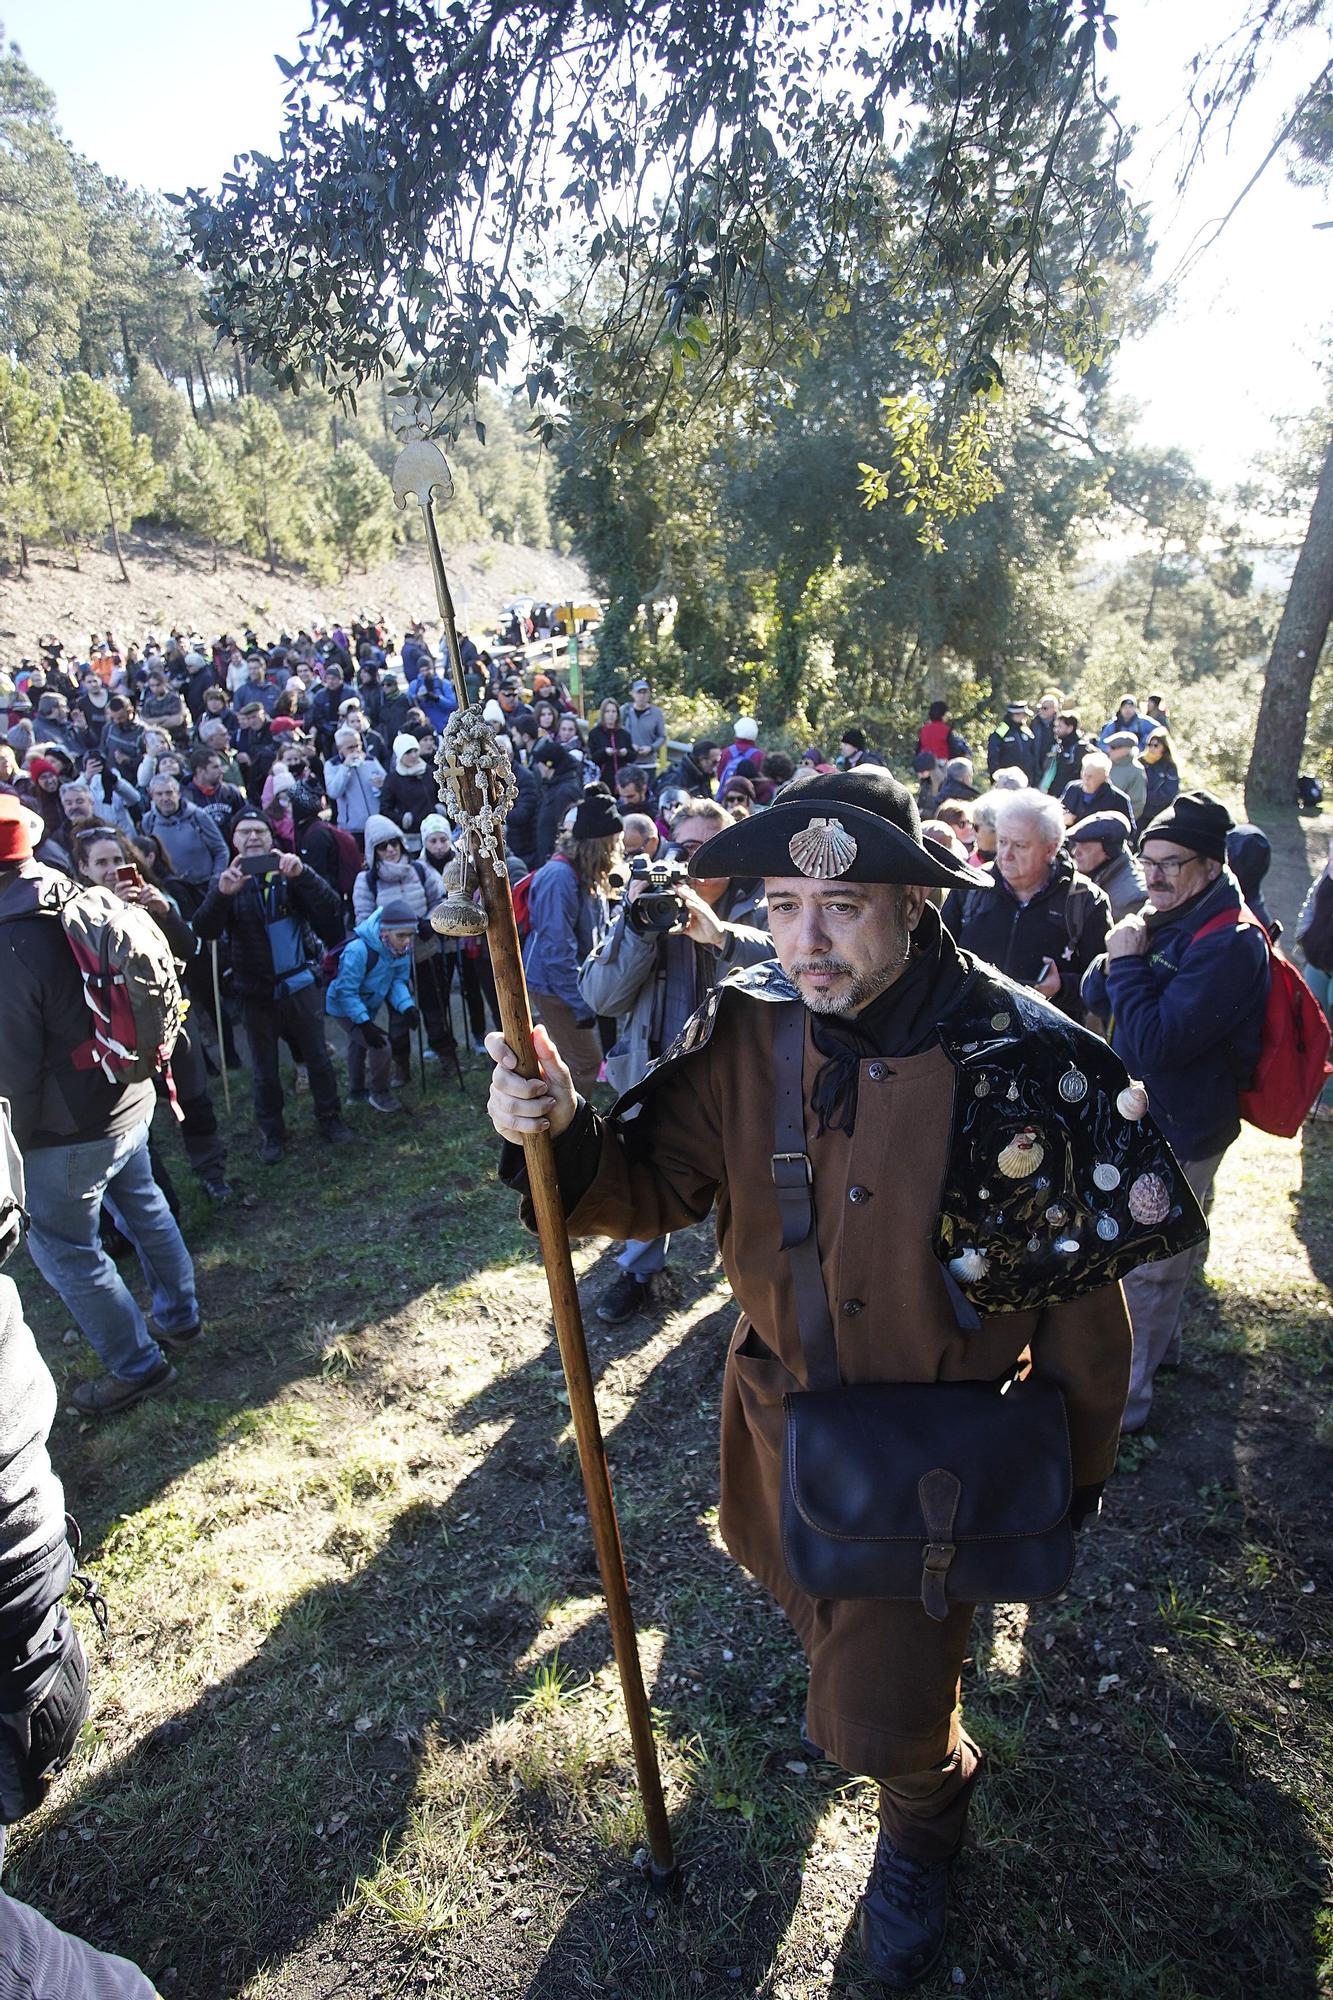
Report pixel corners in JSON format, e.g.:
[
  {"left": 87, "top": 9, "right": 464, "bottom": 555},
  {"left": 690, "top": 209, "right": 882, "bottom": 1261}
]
[{"left": 790, "top": 934, "right": 912, "bottom": 1016}]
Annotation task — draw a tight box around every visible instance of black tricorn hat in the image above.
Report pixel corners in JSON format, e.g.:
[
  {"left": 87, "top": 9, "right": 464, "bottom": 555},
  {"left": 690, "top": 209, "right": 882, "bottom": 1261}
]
[{"left": 688, "top": 768, "right": 986, "bottom": 889}]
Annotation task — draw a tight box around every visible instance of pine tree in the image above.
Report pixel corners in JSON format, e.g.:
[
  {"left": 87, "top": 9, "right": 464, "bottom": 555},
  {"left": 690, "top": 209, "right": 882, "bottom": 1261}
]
[
  {"left": 321, "top": 438, "right": 398, "bottom": 575},
  {"left": 226, "top": 397, "right": 328, "bottom": 575},
  {"left": 58, "top": 372, "right": 159, "bottom": 583},
  {"left": 0, "top": 359, "right": 58, "bottom": 571},
  {"left": 0, "top": 32, "right": 92, "bottom": 371},
  {"left": 163, "top": 428, "right": 244, "bottom": 570}
]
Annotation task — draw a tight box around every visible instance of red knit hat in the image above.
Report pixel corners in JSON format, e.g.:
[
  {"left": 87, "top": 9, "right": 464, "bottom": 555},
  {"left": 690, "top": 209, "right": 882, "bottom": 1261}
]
[
  {"left": 269, "top": 716, "right": 299, "bottom": 737},
  {"left": 0, "top": 795, "right": 34, "bottom": 864},
  {"left": 25, "top": 755, "right": 60, "bottom": 781}
]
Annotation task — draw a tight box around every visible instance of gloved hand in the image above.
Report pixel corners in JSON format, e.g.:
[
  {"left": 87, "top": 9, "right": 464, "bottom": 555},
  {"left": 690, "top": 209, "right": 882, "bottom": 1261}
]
[
  {"left": 396, "top": 1006, "right": 420, "bottom": 1032},
  {"left": 416, "top": 916, "right": 434, "bottom": 940},
  {"left": 357, "top": 1020, "right": 387, "bottom": 1050},
  {"left": 0, "top": 1605, "right": 89, "bottom": 1825}
]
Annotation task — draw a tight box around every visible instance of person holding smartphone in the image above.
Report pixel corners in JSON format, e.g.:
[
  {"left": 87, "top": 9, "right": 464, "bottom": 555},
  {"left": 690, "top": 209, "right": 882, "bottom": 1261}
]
[{"left": 942, "top": 789, "right": 1110, "bottom": 1022}]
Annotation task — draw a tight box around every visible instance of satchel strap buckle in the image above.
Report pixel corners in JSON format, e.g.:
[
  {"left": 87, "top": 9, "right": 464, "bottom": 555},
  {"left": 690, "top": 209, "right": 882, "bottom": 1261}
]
[
  {"left": 920, "top": 1539, "right": 957, "bottom": 1623},
  {"left": 771, "top": 1151, "right": 813, "bottom": 1186}
]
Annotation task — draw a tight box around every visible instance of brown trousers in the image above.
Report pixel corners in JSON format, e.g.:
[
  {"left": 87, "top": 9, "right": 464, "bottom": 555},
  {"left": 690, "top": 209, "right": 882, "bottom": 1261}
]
[
  {"left": 530, "top": 989, "right": 604, "bottom": 1097},
  {"left": 879, "top": 1728, "right": 983, "bottom": 1863}
]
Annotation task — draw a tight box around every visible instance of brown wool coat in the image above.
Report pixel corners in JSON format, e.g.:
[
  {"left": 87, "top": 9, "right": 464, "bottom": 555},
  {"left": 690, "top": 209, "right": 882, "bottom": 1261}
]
[{"left": 557, "top": 998, "right": 1132, "bottom": 1783}]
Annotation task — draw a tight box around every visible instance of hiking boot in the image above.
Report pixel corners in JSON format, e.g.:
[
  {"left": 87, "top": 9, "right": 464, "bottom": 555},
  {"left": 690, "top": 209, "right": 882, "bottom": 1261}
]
[
  {"left": 70, "top": 1360, "right": 178, "bottom": 1418},
  {"left": 258, "top": 1134, "right": 285, "bottom": 1165},
  {"left": 368, "top": 1092, "right": 405, "bottom": 1115},
  {"left": 597, "top": 1270, "right": 654, "bottom": 1325},
  {"left": 857, "top": 1832, "right": 950, "bottom": 1990},
  {"left": 320, "top": 1117, "right": 354, "bottom": 1144},
  {"left": 200, "top": 1174, "right": 232, "bottom": 1204},
  {"left": 155, "top": 1319, "right": 202, "bottom": 1352}
]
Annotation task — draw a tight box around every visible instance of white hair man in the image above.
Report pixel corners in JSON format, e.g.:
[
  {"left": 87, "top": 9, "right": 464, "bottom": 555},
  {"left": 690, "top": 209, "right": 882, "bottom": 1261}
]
[
  {"left": 1060, "top": 749, "right": 1137, "bottom": 830},
  {"left": 942, "top": 790, "right": 1111, "bottom": 1019}
]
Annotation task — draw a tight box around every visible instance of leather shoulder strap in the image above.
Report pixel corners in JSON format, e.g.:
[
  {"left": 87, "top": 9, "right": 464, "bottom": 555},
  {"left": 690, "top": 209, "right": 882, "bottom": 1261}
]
[{"left": 771, "top": 1001, "right": 840, "bottom": 1391}]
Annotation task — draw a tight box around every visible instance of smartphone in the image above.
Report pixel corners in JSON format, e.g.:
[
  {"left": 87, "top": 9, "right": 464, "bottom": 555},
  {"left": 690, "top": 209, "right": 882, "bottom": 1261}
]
[
  {"left": 114, "top": 864, "right": 140, "bottom": 889},
  {"left": 240, "top": 852, "right": 279, "bottom": 878}
]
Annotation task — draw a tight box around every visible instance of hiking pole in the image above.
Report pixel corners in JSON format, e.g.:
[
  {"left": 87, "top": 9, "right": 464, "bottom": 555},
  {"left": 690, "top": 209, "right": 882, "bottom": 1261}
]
[
  {"left": 408, "top": 952, "right": 428, "bottom": 1091},
  {"left": 394, "top": 423, "right": 677, "bottom": 1888},
  {"left": 209, "top": 940, "right": 231, "bottom": 1115}
]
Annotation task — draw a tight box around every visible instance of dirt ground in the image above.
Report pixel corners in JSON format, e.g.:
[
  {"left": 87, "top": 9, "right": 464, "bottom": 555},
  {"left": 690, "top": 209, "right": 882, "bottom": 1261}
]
[
  {"left": 4, "top": 803, "right": 1331, "bottom": 2000},
  {"left": 0, "top": 531, "right": 591, "bottom": 667}
]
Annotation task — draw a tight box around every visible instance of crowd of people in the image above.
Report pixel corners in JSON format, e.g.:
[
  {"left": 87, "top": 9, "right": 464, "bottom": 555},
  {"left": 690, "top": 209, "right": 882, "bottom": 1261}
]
[{"left": 0, "top": 622, "right": 1323, "bottom": 1993}]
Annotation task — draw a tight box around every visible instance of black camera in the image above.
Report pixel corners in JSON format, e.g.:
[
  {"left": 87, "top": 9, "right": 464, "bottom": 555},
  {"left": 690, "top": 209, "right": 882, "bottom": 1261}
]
[{"left": 626, "top": 853, "right": 690, "bottom": 933}]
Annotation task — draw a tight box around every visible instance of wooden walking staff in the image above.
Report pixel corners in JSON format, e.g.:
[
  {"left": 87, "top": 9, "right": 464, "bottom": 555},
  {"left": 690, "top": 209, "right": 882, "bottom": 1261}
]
[{"left": 392, "top": 424, "right": 678, "bottom": 1888}]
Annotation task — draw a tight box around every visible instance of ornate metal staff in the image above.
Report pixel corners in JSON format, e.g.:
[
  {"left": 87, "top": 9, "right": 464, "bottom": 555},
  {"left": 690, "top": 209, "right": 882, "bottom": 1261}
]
[{"left": 392, "top": 423, "right": 677, "bottom": 1887}]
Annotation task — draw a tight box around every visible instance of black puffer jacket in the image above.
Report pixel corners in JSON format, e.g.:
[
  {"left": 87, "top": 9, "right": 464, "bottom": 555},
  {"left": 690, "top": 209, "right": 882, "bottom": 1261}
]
[
  {"left": 193, "top": 862, "right": 344, "bottom": 1001},
  {"left": 943, "top": 852, "right": 1111, "bottom": 1019},
  {"left": 533, "top": 747, "right": 585, "bottom": 866}
]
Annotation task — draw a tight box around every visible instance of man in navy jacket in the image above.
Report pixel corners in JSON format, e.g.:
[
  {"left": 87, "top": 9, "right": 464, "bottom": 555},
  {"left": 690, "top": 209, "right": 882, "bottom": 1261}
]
[{"left": 1082, "top": 791, "right": 1269, "bottom": 1431}]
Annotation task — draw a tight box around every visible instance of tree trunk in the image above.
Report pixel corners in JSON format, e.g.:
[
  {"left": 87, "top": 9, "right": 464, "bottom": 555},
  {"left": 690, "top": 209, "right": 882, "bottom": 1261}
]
[
  {"left": 196, "top": 353, "right": 216, "bottom": 420},
  {"left": 102, "top": 471, "right": 130, "bottom": 585},
  {"left": 18, "top": 532, "right": 28, "bottom": 576},
  {"left": 121, "top": 315, "right": 138, "bottom": 379},
  {"left": 1246, "top": 425, "right": 1333, "bottom": 805},
  {"left": 185, "top": 367, "right": 197, "bottom": 418},
  {"left": 1142, "top": 533, "right": 1168, "bottom": 640}
]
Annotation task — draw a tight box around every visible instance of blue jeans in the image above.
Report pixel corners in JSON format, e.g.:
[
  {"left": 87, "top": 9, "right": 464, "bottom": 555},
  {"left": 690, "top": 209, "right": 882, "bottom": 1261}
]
[
  {"left": 23, "top": 1121, "right": 198, "bottom": 1384},
  {"left": 617, "top": 1235, "right": 669, "bottom": 1278},
  {"left": 1304, "top": 965, "right": 1333, "bottom": 1106}
]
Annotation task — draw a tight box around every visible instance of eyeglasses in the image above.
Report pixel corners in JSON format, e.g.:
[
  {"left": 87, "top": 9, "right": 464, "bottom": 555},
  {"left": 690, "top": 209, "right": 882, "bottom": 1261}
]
[
  {"left": 1141, "top": 855, "right": 1192, "bottom": 880},
  {"left": 671, "top": 838, "right": 706, "bottom": 858}
]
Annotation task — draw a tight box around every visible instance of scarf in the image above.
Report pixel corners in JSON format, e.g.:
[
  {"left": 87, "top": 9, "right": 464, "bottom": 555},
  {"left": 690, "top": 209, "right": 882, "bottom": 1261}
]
[{"left": 808, "top": 903, "right": 968, "bottom": 1136}]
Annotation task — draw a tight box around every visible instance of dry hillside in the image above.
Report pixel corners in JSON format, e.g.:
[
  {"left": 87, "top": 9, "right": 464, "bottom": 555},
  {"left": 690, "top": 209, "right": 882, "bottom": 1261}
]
[{"left": 0, "top": 530, "right": 593, "bottom": 664}]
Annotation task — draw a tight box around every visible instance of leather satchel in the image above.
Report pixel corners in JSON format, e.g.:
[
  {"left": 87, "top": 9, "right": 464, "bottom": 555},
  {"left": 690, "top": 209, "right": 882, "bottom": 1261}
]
[{"left": 770, "top": 1002, "right": 1076, "bottom": 1620}]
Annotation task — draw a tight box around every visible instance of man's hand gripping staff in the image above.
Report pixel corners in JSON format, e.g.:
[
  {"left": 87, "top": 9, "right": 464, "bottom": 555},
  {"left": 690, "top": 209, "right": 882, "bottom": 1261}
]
[{"left": 392, "top": 422, "right": 677, "bottom": 1887}]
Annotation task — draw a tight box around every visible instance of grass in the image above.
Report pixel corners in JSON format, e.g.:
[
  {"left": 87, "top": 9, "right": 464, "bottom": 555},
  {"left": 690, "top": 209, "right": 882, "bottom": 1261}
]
[{"left": 7, "top": 1041, "right": 1333, "bottom": 2000}]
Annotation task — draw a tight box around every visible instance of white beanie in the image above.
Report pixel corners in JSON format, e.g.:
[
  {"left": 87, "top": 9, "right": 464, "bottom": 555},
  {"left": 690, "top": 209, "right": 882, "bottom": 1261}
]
[
  {"left": 420, "top": 812, "right": 452, "bottom": 843},
  {"left": 393, "top": 732, "right": 423, "bottom": 761},
  {"left": 269, "top": 766, "right": 295, "bottom": 797},
  {"left": 483, "top": 699, "right": 506, "bottom": 728},
  {"left": 734, "top": 716, "right": 759, "bottom": 741}
]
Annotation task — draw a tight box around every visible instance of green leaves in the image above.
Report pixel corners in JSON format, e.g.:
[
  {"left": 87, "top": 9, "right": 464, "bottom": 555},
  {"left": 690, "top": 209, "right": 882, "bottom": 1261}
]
[{"left": 176, "top": 0, "right": 1130, "bottom": 451}]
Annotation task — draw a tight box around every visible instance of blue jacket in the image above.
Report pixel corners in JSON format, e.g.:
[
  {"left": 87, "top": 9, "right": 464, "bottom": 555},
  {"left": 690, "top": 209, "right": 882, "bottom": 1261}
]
[
  {"left": 408, "top": 670, "right": 458, "bottom": 732},
  {"left": 522, "top": 853, "right": 605, "bottom": 1020},
  {"left": 325, "top": 907, "right": 416, "bottom": 1024},
  {"left": 1081, "top": 868, "right": 1269, "bottom": 1160}
]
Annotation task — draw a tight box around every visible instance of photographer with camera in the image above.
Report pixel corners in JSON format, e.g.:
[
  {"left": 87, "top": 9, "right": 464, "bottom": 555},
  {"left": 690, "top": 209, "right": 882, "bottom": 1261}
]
[
  {"left": 579, "top": 798, "right": 771, "bottom": 1322},
  {"left": 193, "top": 811, "right": 350, "bottom": 1164}
]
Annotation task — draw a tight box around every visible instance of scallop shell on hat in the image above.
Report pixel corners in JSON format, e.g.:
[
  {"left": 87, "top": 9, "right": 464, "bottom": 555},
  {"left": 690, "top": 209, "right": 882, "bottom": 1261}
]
[
  {"left": 997, "top": 1128, "right": 1044, "bottom": 1179},
  {"left": 788, "top": 816, "right": 858, "bottom": 879},
  {"left": 949, "top": 1247, "right": 989, "bottom": 1283}
]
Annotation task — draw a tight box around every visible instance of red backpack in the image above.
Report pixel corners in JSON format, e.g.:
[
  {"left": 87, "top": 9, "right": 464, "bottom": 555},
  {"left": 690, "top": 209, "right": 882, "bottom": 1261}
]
[
  {"left": 510, "top": 854, "right": 575, "bottom": 941},
  {"left": 329, "top": 825, "right": 364, "bottom": 898},
  {"left": 1193, "top": 908, "right": 1332, "bottom": 1137}
]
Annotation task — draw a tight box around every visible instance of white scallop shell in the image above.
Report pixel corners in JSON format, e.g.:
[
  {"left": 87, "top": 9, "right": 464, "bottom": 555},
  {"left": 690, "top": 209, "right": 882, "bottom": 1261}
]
[
  {"left": 998, "top": 1128, "right": 1044, "bottom": 1179},
  {"left": 788, "top": 816, "right": 858, "bottom": 879},
  {"left": 949, "top": 1247, "right": 989, "bottom": 1282},
  {"left": 1117, "top": 1084, "right": 1149, "bottom": 1122}
]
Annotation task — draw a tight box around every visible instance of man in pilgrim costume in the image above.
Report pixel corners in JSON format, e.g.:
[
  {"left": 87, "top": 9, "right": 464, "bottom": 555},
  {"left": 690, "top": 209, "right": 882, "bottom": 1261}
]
[{"left": 487, "top": 768, "right": 1204, "bottom": 1988}]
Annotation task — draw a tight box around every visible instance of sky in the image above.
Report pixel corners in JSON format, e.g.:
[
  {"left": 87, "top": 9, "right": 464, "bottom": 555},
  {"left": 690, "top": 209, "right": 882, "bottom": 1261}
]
[{"left": 6, "top": 0, "right": 1330, "bottom": 499}]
